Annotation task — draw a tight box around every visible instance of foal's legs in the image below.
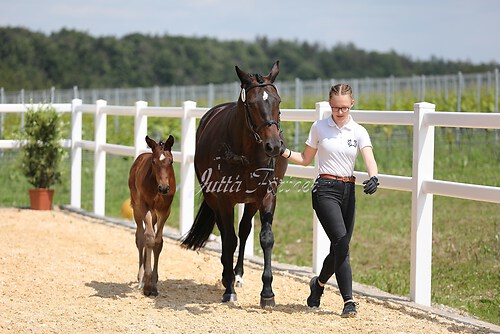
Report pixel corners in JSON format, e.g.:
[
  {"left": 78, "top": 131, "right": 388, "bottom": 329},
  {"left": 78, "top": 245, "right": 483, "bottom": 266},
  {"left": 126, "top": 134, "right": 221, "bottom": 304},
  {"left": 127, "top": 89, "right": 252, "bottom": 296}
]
[
  {"left": 142, "top": 211, "right": 156, "bottom": 296},
  {"left": 150, "top": 207, "right": 171, "bottom": 296},
  {"left": 133, "top": 205, "right": 148, "bottom": 288},
  {"left": 234, "top": 203, "right": 258, "bottom": 288}
]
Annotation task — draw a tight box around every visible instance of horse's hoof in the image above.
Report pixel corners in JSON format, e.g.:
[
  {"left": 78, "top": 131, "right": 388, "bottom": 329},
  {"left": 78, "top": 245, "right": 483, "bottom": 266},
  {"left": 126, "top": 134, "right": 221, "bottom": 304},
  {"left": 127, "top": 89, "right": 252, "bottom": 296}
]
[
  {"left": 260, "top": 296, "right": 275, "bottom": 308},
  {"left": 222, "top": 293, "right": 237, "bottom": 303},
  {"left": 143, "top": 285, "right": 156, "bottom": 297},
  {"left": 235, "top": 275, "right": 243, "bottom": 288}
]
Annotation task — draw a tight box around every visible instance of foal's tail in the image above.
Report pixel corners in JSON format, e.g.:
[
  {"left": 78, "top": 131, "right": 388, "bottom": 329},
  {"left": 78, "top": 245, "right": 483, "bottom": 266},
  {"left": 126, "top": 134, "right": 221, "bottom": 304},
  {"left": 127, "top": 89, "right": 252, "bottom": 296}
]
[{"left": 181, "top": 199, "right": 216, "bottom": 250}]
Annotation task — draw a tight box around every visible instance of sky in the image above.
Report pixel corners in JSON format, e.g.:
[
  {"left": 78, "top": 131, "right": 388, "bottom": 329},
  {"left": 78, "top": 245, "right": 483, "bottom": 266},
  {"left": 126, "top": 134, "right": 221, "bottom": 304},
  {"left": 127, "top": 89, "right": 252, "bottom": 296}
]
[{"left": 1, "top": 0, "right": 499, "bottom": 65}]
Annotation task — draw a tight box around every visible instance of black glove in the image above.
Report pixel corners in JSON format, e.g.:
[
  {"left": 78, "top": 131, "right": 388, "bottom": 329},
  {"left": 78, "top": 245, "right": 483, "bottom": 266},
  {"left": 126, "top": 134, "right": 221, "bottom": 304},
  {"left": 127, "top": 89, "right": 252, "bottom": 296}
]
[{"left": 363, "top": 176, "right": 379, "bottom": 195}]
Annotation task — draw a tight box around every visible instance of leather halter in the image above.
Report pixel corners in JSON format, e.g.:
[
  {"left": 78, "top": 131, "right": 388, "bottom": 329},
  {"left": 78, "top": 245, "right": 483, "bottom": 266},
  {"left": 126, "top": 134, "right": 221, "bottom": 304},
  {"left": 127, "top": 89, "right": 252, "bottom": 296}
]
[{"left": 241, "top": 83, "right": 281, "bottom": 143}]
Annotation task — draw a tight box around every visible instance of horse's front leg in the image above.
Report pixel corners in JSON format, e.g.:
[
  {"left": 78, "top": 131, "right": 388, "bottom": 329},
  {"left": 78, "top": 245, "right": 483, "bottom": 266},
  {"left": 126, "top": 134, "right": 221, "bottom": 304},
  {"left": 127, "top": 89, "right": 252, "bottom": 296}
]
[
  {"left": 259, "top": 196, "right": 276, "bottom": 308},
  {"left": 142, "top": 211, "right": 156, "bottom": 296},
  {"left": 215, "top": 207, "right": 238, "bottom": 302},
  {"left": 234, "top": 203, "right": 258, "bottom": 288}
]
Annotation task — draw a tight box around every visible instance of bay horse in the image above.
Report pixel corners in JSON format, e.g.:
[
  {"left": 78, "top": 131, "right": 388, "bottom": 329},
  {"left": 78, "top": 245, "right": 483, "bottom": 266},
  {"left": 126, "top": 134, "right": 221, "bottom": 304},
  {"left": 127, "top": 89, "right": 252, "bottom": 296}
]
[
  {"left": 128, "top": 135, "right": 176, "bottom": 296},
  {"left": 181, "top": 61, "right": 287, "bottom": 307}
]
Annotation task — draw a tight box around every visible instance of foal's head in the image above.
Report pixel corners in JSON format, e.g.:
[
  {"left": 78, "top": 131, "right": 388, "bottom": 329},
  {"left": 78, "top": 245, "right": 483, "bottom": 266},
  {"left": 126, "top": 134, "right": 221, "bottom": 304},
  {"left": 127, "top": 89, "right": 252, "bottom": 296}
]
[{"left": 145, "top": 135, "right": 175, "bottom": 195}]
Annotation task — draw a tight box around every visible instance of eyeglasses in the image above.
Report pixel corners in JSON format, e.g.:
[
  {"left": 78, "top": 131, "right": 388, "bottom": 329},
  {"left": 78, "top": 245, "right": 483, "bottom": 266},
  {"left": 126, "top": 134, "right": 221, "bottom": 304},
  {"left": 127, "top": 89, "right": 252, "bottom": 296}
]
[{"left": 330, "top": 106, "right": 350, "bottom": 112}]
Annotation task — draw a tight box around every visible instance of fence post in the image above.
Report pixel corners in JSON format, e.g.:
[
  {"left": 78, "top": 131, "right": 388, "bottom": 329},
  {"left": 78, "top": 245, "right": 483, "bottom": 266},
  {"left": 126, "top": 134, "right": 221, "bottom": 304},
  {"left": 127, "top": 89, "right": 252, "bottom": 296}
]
[
  {"left": 495, "top": 68, "right": 499, "bottom": 142},
  {"left": 0, "top": 88, "right": 4, "bottom": 140},
  {"left": 70, "top": 99, "right": 83, "bottom": 208},
  {"left": 420, "top": 75, "right": 426, "bottom": 101},
  {"left": 208, "top": 83, "right": 215, "bottom": 107},
  {"left": 294, "top": 78, "right": 302, "bottom": 151},
  {"left": 94, "top": 100, "right": 107, "bottom": 216},
  {"left": 476, "top": 74, "right": 481, "bottom": 112},
  {"left": 50, "top": 87, "right": 55, "bottom": 103},
  {"left": 134, "top": 101, "right": 148, "bottom": 158},
  {"left": 385, "top": 77, "right": 391, "bottom": 110},
  {"left": 153, "top": 86, "right": 160, "bottom": 106},
  {"left": 179, "top": 100, "right": 197, "bottom": 236},
  {"left": 455, "top": 72, "right": 463, "bottom": 143},
  {"left": 20, "top": 89, "right": 25, "bottom": 128},
  {"left": 312, "top": 101, "right": 330, "bottom": 274},
  {"left": 410, "top": 101, "right": 436, "bottom": 306}
]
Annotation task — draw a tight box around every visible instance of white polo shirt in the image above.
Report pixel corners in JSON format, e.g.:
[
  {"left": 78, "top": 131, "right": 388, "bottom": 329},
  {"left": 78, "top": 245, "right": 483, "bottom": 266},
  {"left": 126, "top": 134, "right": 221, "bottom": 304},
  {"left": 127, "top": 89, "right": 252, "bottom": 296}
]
[{"left": 306, "top": 115, "right": 372, "bottom": 177}]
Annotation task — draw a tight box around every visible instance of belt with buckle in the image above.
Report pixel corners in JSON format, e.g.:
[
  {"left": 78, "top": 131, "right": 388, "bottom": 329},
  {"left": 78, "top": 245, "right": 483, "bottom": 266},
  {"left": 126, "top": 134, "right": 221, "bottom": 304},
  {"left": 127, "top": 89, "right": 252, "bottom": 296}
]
[{"left": 318, "top": 174, "right": 356, "bottom": 183}]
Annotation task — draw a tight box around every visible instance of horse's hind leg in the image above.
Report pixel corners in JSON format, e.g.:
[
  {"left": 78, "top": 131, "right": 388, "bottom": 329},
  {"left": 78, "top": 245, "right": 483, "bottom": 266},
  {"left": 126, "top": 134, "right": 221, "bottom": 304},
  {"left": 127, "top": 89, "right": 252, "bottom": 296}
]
[{"left": 234, "top": 203, "right": 258, "bottom": 288}]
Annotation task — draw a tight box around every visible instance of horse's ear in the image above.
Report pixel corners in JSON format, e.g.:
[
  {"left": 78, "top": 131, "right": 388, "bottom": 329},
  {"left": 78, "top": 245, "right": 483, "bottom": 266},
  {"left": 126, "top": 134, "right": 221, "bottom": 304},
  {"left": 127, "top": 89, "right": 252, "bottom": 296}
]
[
  {"left": 267, "top": 60, "right": 279, "bottom": 83},
  {"left": 145, "top": 135, "right": 157, "bottom": 150},
  {"left": 235, "top": 65, "right": 251, "bottom": 86},
  {"left": 163, "top": 135, "right": 174, "bottom": 151}
]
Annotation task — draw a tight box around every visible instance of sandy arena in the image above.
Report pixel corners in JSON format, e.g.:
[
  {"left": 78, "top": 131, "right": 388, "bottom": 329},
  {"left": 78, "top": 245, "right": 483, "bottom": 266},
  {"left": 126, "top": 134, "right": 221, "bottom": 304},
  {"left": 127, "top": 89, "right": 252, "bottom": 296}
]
[{"left": 0, "top": 208, "right": 496, "bottom": 334}]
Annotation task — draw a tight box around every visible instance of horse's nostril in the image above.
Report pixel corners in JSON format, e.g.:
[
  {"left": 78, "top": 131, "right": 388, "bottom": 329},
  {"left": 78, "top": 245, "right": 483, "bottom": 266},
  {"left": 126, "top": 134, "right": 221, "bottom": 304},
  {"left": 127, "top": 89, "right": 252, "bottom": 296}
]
[
  {"left": 158, "top": 185, "right": 170, "bottom": 194},
  {"left": 264, "top": 142, "right": 281, "bottom": 157}
]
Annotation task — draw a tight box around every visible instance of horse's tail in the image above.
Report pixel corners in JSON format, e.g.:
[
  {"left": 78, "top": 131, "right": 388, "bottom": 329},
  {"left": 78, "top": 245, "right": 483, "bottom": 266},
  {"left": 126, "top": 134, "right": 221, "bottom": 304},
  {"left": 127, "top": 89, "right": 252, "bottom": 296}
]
[{"left": 180, "top": 199, "right": 216, "bottom": 250}]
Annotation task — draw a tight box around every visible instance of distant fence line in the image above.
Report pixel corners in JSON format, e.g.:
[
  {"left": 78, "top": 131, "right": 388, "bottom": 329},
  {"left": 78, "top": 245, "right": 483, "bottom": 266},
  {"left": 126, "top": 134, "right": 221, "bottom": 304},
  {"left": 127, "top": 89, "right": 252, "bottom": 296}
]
[
  {"left": 1, "top": 70, "right": 499, "bottom": 111},
  {"left": 2, "top": 70, "right": 498, "bottom": 148}
]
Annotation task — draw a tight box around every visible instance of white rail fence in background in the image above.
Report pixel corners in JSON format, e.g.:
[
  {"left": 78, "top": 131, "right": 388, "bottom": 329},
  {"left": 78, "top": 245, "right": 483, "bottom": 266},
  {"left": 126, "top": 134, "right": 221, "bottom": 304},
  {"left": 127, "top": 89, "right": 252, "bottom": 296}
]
[{"left": 0, "top": 100, "right": 499, "bottom": 308}]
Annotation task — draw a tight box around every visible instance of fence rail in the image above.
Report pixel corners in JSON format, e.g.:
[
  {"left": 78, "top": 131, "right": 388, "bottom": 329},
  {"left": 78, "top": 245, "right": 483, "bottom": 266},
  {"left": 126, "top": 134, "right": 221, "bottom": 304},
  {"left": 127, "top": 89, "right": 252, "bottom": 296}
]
[
  {"left": 0, "top": 100, "right": 499, "bottom": 308},
  {"left": 1, "top": 70, "right": 499, "bottom": 112}
]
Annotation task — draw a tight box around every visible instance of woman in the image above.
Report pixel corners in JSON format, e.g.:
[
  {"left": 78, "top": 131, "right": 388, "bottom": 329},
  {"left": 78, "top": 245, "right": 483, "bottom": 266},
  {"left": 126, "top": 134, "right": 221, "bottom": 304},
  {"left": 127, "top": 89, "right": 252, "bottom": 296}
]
[{"left": 282, "top": 83, "right": 379, "bottom": 317}]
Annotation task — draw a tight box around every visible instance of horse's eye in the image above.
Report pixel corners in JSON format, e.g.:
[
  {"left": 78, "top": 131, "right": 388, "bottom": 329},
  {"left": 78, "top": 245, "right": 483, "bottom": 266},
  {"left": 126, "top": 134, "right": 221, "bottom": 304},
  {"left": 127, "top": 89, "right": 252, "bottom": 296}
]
[{"left": 152, "top": 159, "right": 156, "bottom": 165}]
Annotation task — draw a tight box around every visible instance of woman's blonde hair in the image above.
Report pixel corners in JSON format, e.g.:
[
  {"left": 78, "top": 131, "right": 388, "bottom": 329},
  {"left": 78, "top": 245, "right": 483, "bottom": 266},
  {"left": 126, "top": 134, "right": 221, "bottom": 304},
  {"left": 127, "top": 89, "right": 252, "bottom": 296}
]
[{"left": 329, "top": 84, "right": 353, "bottom": 100}]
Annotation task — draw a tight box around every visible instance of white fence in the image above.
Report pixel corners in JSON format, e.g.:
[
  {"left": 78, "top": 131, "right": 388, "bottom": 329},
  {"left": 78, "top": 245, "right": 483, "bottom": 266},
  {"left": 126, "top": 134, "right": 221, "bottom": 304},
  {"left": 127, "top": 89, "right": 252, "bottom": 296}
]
[{"left": 1, "top": 100, "right": 499, "bottom": 308}]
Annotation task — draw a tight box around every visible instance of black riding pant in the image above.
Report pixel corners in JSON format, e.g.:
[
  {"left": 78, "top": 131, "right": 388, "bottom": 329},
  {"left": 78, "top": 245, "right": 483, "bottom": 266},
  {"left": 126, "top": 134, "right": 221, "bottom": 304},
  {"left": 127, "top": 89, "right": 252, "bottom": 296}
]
[{"left": 312, "top": 177, "right": 356, "bottom": 302}]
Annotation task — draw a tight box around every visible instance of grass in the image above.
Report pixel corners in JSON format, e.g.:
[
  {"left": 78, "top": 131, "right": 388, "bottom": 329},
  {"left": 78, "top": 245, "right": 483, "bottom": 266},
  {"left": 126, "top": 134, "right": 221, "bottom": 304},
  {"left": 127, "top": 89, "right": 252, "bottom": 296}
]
[{"left": 1, "top": 96, "right": 498, "bottom": 325}]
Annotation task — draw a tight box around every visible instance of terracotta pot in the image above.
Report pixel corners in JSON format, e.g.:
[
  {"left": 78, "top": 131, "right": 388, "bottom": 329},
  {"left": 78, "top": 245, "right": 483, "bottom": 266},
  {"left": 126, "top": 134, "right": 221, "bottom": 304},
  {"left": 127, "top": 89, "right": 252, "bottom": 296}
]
[{"left": 29, "top": 188, "right": 55, "bottom": 210}]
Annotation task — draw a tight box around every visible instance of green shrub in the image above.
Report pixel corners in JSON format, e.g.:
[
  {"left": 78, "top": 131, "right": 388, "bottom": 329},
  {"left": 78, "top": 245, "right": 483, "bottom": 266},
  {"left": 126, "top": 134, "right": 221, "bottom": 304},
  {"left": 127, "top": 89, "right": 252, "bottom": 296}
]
[{"left": 18, "top": 104, "right": 66, "bottom": 189}]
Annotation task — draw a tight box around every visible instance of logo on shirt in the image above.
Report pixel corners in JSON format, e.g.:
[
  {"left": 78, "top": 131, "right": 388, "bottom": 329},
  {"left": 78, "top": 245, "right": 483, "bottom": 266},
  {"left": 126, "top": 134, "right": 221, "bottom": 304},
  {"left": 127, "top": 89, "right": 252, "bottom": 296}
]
[{"left": 347, "top": 139, "right": 358, "bottom": 148}]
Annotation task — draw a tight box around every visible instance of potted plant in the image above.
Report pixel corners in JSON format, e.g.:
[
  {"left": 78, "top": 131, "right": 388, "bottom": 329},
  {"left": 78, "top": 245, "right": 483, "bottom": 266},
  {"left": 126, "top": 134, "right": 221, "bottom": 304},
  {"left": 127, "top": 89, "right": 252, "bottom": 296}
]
[{"left": 19, "top": 104, "right": 66, "bottom": 210}]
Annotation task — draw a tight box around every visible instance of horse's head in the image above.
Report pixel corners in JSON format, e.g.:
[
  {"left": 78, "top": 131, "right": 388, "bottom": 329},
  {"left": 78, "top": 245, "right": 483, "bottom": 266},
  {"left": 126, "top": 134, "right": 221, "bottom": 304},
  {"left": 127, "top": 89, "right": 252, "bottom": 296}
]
[
  {"left": 236, "top": 61, "right": 284, "bottom": 157},
  {"left": 145, "top": 135, "right": 175, "bottom": 195}
]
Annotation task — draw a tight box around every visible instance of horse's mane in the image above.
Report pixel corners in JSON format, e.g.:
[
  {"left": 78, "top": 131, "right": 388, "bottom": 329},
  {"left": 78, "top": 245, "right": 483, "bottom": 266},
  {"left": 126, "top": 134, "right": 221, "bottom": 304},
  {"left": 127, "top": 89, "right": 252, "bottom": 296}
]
[{"left": 249, "top": 73, "right": 265, "bottom": 84}]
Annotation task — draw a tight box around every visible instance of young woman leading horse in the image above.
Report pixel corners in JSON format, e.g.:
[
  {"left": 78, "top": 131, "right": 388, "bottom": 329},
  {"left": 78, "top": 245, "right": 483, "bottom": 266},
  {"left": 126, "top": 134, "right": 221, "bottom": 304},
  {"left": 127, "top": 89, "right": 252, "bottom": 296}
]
[
  {"left": 181, "top": 61, "right": 287, "bottom": 308},
  {"left": 128, "top": 135, "right": 176, "bottom": 297}
]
